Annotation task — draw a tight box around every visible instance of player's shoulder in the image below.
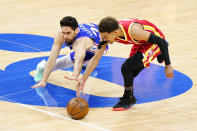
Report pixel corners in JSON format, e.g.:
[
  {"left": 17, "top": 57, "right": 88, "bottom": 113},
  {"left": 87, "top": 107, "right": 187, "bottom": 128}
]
[
  {"left": 130, "top": 22, "right": 144, "bottom": 33},
  {"left": 72, "top": 37, "right": 93, "bottom": 50},
  {"left": 78, "top": 23, "right": 98, "bottom": 30},
  {"left": 75, "top": 36, "right": 93, "bottom": 43}
]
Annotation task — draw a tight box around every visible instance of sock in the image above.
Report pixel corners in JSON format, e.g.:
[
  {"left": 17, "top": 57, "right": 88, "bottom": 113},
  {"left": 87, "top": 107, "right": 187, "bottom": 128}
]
[{"left": 123, "top": 87, "right": 133, "bottom": 98}]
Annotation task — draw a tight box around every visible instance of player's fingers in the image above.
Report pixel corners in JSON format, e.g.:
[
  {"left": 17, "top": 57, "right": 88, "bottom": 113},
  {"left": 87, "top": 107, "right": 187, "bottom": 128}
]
[
  {"left": 82, "top": 90, "right": 85, "bottom": 96},
  {"left": 31, "top": 84, "right": 39, "bottom": 88},
  {"left": 76, "top": 91, "right": 79, "bottom": 96},
  {"left": 76, "top": 83, "right": 81, "bottom": 96},
  {"left": 80, "top": 80, "right": 85, "bottom": 87},
  {"left": 64, "top": 76, "right": 71, "bottom": 80},
  {"left": 76, "top": 89, "right": 81, "bottom": 97},
  {"left": 65, "top": 76, "right": 78, "bottom": 81},
  {"left": 169, "top": 72, "right": 174, "bottom": 78},
  {"left": 172, "top": 72, "right": 174, "bottom": 78},
  {"left": 76, "top": 77, "right": 79, "bottom": 81},
  {"left": 168, "top": 73, "right": 171, "bottom": 78},
  {"left": 76, "top": 87, "right": 79, "bottom": 96}
]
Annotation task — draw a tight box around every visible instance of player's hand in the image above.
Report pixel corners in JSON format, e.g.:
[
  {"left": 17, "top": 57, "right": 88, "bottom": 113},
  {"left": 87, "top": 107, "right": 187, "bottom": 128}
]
[
  {"left": 165, "top": 64, "right": 174, "bottom": 78},
  {"left": 64, "top": 73, "right": 79, "bottom": 81},
  {"left": 31, "top": 80, "right": 46, "bottom": 88},
  {"left": 76, "top": 78, "right": 86, "bottom": 96}
]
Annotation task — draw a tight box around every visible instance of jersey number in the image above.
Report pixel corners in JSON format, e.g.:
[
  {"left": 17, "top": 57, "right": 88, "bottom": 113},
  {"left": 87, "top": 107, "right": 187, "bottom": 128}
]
[{"left": 87, "top": 23, "right": 99, "bottom": 37}]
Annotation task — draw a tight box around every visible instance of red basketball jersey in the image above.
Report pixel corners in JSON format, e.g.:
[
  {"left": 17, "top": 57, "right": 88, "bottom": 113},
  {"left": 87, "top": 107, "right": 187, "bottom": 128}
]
[{"left": 115, "top": 18, "right": 165, "bottom": 67}]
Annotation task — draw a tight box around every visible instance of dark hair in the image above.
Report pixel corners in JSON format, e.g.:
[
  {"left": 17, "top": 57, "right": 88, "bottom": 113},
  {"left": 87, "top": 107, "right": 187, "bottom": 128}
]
[
  {"left": 98, "top": 17, "right": 119, "bottom": 33},
  {"left": 60, "top": 16, "right": 78, "bottom": 30}
]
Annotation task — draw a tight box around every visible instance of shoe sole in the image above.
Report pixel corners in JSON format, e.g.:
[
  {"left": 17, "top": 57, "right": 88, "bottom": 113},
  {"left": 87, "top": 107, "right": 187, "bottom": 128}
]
[
  {"left": 112, "top": 99, "right": 137, "bottom": 111},
  {"left": 112, "top": 107, "right": 131, "bottom": 111}
]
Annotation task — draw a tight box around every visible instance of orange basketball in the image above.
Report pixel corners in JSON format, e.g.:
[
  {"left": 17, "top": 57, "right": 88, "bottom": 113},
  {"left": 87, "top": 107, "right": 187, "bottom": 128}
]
[{"left": 66, "top": 97, "right": 89, "bottom": 120}]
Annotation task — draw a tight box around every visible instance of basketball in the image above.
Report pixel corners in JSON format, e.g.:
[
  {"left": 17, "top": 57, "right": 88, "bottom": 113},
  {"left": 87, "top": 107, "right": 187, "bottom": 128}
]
[{"left": 66, "top": 97, "right": 89, "bottom": 120}]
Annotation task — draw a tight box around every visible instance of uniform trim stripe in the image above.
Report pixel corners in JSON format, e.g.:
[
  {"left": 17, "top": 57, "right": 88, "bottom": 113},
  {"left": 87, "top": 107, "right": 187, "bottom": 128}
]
[
  {"left": 119, "top": 24, "right": 128, "bottom": 41},
  {"left": 142, "top": 25, "right": 163, "bottom": 67},
  {"left": 143, "top": 25, "right": 162, "bottom": 37},
  {"left": 128, "top": 22, "right": 137, "bottom": 43},
  {"left": 142, "top": 44, "right": 160, "bottom": 67}
]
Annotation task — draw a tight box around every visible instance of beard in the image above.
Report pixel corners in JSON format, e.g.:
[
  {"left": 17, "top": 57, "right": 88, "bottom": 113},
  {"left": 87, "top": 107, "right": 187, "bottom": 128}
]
[
  {"left": 65, "top": 34, "right": 77, "bottom": 44},
  {"left": 65, "top": 39, "right": 72, "bottom": 43}
]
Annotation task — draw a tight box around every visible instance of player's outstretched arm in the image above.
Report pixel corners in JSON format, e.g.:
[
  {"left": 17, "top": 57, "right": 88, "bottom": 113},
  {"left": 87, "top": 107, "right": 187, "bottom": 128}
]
[
  {"left": 64, "top": 38, "right": 94, "bottom": 80},
  {"left": 76, "top": 42, "right": 108, "bottom": 96},
  {"left": 31, "top": 32, "right": 64, "bottom": 88}
]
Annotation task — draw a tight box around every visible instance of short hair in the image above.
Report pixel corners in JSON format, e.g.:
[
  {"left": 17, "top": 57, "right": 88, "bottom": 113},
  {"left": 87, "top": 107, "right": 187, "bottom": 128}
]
[
  {"left": 60, "top": 16, "right": 78, "bottom": 30},
  {"left": 98, "top": 17, "right": 119, "bottom": 33}
]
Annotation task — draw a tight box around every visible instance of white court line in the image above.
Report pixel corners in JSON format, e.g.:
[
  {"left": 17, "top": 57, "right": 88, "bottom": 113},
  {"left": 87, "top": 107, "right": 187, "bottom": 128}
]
[
  {"left": 17, "top": 103, "right": 111, "bottom": 131},
  {"left": 0, "top": 96, "right": 111, "bottom": 131},
  {"left": 1, "top": 88, "right": 33, "bottom": 97},
  {"left": 0, "top": 38, "right": 43, "bottom": 52},
  {"left": 0, "top": 37, "right": 123, "bottom": 67},
  {"left": 0, "top": 35, "right": 115, "bottom": 131}
]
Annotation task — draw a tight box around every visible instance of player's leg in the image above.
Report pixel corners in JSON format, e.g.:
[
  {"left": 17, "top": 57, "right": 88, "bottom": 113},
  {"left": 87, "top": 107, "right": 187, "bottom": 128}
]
[
  {"left": 53, "top": 53, "right": 74, "bottom": 70},
  {"left": 113, "top": 52, "right": 144, "bottom": 111},
  {"left": 34, "top": 53, "right": 75, "bottom": 82}
]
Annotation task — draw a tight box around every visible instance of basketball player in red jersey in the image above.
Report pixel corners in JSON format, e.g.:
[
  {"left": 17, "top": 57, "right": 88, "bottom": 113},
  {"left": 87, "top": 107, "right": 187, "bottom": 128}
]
[{"left": 76, "top": 17, "right": 174, "bottom": 111}]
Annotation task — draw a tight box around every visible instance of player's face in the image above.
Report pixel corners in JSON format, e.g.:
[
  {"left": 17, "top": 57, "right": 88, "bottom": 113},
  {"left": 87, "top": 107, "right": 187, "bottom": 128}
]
[
  {"left": 100, "top": 32, "right": 117, "bottom": 44},
  {"left": 61, "top": 26, "right": 78, "bottom": 43}
]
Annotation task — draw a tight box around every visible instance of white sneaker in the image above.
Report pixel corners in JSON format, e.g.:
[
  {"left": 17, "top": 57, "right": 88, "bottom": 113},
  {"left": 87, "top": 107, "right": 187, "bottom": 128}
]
[{"left": 34, "top": 60, "right": 46, "bottom": 82}]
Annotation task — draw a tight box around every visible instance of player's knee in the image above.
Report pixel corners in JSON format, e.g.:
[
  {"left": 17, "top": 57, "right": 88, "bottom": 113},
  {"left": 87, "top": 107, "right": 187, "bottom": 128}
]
[
  {"left": 122, "top": 67, "right": 133, "bottom": 87},
  {"left": 121, "top": 62, "right": 127, "bottom": 75},
  {"left": 121, "top": 62, "right": 131, "bottom": 76},
  {"left": 121, "top": 60, "right": 134, "bottom": 74}
]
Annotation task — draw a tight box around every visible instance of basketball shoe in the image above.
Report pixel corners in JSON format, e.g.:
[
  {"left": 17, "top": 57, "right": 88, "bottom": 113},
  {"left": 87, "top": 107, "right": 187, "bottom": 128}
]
[
  {"left": 34, "top": 60, "right": 46, "bottom": 82},
  {"left": 113, "top": 91, "right": 137, "bottom": 111}
]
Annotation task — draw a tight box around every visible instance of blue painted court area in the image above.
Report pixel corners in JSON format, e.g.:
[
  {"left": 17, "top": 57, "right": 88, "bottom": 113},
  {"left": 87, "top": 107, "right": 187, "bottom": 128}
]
[{"left": 0, "top": 33, "right": 193, "bottom": 108}]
